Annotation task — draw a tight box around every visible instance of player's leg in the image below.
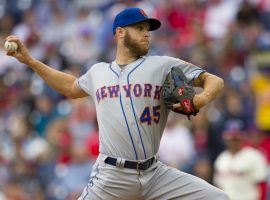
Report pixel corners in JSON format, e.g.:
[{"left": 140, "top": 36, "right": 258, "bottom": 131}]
[
  {"left": 142, "top": 161, "right": 229, "bottom": 200},
  {"left": 78, "top": 154, "right": 141, "bottom": 200}
]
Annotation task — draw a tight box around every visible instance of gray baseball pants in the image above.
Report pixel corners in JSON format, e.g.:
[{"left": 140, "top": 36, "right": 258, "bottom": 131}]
[{"left": 78, "top": 154, "right": 229, "bottom": 200}]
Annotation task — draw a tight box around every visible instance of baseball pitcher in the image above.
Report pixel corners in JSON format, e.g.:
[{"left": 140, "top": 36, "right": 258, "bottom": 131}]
[{"left": 5, "top": 7, "right": 229, "bottom": 200}]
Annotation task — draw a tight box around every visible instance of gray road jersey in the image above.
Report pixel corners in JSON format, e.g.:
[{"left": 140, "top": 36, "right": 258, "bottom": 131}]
[{"left": 77, "top": 55, "right": 205, "bottom": 160}]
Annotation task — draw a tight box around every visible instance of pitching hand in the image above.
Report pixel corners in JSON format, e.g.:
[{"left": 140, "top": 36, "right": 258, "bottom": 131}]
[{"left": 5, "top": 35, "right": 33, "bottom": 64}]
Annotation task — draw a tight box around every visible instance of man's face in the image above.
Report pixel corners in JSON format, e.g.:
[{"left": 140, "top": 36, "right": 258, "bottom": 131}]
[
  {"left": 223, "top": 135, "right": 243, "bottom": 153},
  {"left": 123, "top": 21, "right": 150, "bottom": 57}
]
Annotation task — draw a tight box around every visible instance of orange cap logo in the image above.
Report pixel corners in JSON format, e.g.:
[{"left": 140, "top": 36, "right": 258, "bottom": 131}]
[{"left": 140, "top": 9, "right": 148, "bottom": 18}]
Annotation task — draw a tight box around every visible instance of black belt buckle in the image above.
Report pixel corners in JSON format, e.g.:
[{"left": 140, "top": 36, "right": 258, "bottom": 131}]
[
  {"left": 136, "top": 158, "right": 152, "bottom": 171},
  {"left": 136, "top": 161, "right": 142, "bottom": 171}
]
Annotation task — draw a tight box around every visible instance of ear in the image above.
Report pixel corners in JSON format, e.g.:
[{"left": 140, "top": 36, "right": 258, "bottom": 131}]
[{"left": 115, "top": 27, "right": 125, "bottom": 39}]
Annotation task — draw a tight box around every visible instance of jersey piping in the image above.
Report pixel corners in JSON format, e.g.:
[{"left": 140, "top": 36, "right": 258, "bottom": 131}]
[
  {"left": 127, "top": 58, "right": 147, "bottom": 159},
  {"left": 109, "top": 63, "right": 139, "bottom": 160}
]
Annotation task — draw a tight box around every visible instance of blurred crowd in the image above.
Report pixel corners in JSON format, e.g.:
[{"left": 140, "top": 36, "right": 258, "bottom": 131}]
[{"left": 0, "top": 0, "right": 270, "bottom": 199}]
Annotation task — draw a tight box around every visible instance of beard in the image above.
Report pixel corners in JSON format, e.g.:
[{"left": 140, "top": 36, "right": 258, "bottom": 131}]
[{"left": 123, "top": 31, "right": 149, "bottom": 58}]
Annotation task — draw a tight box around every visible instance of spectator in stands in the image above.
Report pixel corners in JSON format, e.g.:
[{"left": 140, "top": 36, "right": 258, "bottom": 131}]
[{"left": 214, "top": 119, "right": 268, "bottom": 200}]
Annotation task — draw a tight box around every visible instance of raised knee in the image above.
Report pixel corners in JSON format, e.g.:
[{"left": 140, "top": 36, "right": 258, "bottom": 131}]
[
  {"left": 207, "top": 188, "right": 229, "bottom": 200},
  {"left": 216, "top": 191, "right": 229, "bottom": 200}
]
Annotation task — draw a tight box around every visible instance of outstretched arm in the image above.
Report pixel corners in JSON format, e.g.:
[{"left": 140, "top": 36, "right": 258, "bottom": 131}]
[{"left": 5, "top": 36, "right": 88, "bottom": 99}]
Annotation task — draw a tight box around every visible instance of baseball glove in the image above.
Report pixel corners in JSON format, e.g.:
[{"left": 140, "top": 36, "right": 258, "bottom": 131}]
[{"left": 162, "top": 67, "right": 199, "bottom": 119}]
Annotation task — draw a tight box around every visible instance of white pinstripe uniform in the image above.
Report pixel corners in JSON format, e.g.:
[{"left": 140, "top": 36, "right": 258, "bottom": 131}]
[{"left": 77, "top": 55, "right": 229, "bottom": 200}]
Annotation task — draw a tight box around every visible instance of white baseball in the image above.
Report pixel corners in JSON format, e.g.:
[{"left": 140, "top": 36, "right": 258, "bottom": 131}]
[{"left": 4, "top": 41, "right": 18, "bottom": 52}]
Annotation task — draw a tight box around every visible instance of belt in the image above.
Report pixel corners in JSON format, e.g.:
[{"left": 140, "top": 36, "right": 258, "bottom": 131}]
[{"left": 105, "top": 156, "right": 156, "bottom": 171}]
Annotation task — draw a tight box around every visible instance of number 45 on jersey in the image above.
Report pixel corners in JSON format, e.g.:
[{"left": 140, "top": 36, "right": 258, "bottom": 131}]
[{"left": 140, "top": 105, "right": 160, "bottom": 125}]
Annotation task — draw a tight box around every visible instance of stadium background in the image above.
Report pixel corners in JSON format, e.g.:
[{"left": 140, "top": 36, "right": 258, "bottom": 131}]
[{"left": 0, "top": 0, "right": 270, "bottom": 199}]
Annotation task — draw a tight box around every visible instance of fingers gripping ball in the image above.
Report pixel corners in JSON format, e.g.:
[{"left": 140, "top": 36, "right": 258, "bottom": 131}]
[
  {"left": 4, "top": 41, "right": 18, "bottom": 52},
  {"left": 162, "top": 67, "right": 199, "bottom": 119}
]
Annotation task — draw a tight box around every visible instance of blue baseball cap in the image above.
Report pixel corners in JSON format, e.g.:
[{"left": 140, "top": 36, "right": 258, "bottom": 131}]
[
  {"left": 222, "top": 119, "right": 246, "bottom": 140},
  {"left": 113, "top": 7, "right": 161, "bottom": 34}
]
